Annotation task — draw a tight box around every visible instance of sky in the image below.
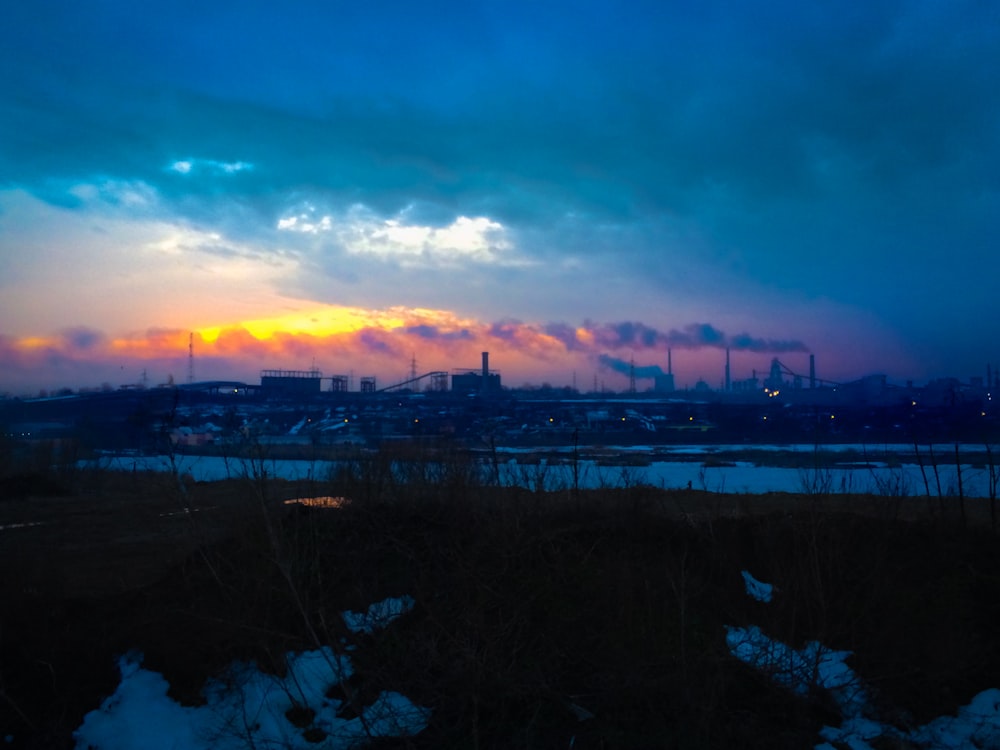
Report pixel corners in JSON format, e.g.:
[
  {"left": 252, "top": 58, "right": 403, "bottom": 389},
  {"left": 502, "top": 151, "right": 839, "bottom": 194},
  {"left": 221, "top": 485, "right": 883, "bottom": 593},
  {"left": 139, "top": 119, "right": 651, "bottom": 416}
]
[{"left": 1, "top": 1, "right": 998, "bottom": 395}]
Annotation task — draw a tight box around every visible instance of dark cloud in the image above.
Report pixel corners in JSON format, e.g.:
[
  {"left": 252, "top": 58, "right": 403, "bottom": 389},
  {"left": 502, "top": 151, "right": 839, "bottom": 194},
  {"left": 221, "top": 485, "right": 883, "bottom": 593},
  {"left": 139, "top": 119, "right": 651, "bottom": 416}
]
[
  {"left": 60, "top": 327, "right": 106, "bottom": 351},
  {"left": 728, "top": 332, "right": 810, "bottom": 354},
  {"left": 666, "top": 324, "right": 726, "bottom": 349},
  {"left": 5, "top": 3, "right": 997, "bottom": 215},
  {"left": 542, "top": 322, "right": 584, "bottom": 350},
  {"left": 607, "top": 322, "right": 662, "bottom": 348},
  {"left": 357, "top": 329, "right": 398, "bottom": 357},
  {"left": 401, "top": 325, "right": 473, "bottom": 342},
  {"left": 487, "top": 320, "right": 523, "bottom": 342},
  {"left": 584, "top": 321, "right": 807, "bottom": 354}
]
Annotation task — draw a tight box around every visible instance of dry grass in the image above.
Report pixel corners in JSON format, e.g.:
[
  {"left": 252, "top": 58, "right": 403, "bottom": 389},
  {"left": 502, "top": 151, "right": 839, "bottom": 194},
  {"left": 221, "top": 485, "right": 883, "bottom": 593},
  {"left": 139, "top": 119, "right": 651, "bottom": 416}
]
[{"left": 3, "top": 465, "right": 1000, "bottom": 749}]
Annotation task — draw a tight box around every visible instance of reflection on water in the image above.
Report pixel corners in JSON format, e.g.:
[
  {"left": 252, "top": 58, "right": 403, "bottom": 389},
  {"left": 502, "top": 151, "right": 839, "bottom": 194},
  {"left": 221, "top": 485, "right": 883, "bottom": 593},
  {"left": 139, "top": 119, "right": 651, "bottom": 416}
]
[
  {"left": 0, "top": 521, "right": 45, "bottom": 531},
  {"left": 283, "top": 496, "right": 349, "bottom": 509},
  {"left": 86, "top": 452, "right": 997, "bottom": 498}
]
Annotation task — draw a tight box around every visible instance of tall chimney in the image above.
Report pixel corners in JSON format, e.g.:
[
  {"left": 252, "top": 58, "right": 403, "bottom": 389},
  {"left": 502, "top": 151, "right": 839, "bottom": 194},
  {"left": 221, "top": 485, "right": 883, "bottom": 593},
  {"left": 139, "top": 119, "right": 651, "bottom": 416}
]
[
  {"left": 725, "top": 348, "right": 731, "bottom": 393},
  {"left": 809, "top": 354, "right": 816, "bottom": 389},
  {"left": 482, "top": 351, "right": 489, "bottom": 379},
  {"left": 668, "top": 348, "right": 673, "bottom": 375}
]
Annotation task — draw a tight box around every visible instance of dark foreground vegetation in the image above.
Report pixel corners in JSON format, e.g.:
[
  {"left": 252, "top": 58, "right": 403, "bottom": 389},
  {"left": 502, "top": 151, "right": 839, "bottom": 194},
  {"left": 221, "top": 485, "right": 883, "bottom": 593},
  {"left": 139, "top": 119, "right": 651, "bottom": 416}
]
[{"left": 3, "top": 457, "right": 1000, "bottom": 749}]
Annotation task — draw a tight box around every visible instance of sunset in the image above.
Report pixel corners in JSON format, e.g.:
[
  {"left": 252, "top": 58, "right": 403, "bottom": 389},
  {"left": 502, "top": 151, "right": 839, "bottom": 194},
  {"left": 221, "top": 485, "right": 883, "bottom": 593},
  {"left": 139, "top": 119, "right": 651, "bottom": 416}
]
[
  {"left": 2, "top": 2, "right": 998, "bottom": 395},
  {"left": 5, "top": 4, "right": 1000, "bottom": 745}
]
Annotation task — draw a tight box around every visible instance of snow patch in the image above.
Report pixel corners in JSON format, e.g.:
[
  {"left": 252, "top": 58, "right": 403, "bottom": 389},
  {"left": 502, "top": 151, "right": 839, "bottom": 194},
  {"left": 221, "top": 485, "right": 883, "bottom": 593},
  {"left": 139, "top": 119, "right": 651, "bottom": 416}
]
[
  {"left": 74, "top": 598, "right": 429, "bottom": 749},
  {"left": 741, "top": 570, "right": 773, "bottom": 602},
  {"left": 342, "top": 595, "right": 415, "bottom": 634},
  {"left": 729, "top": 575, "right": 1000, "bottom": 749}
]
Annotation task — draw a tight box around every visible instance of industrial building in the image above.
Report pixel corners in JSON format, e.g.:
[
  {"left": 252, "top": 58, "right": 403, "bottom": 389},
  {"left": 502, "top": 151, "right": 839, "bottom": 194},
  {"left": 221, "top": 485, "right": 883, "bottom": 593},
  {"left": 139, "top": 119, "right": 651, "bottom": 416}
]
[
  {"left": 260, "top": 369, "right": 323, "bottom": 396},
  {"left": 653, "top": 349, "right": 676, "bottom": 393},
  {"left": 451, "top": 352, "right": 502, "bottom": 394},
  {"left": 255, "top": 354, "right": 503, "bottom": 397}
]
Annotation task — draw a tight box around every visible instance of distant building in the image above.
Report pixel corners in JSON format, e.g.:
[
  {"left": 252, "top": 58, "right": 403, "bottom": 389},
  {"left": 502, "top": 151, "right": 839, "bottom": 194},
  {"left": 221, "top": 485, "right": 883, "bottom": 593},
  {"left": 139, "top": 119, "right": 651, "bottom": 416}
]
[
  {"left": 260, "top": 369, "right": 323, "bottom": 396},
  {"left": 732, "top": 376, "right": 760, "bottom": 393},
  {"left": 452, "top": 371, "right": 502, "bottom": 394},
  {"left": 654, "top": 373, "right": 675, "bottom": 393},
  {"left": 452, "top": 352, "right": 502, "bottom": 394}
]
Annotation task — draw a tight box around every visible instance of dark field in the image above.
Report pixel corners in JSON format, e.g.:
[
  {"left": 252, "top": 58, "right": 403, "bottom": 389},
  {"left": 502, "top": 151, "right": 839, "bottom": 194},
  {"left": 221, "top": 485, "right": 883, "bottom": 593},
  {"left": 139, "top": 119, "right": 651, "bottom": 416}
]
[{"left": 3, "top": 467, "right": 1000, "bottom": 748}]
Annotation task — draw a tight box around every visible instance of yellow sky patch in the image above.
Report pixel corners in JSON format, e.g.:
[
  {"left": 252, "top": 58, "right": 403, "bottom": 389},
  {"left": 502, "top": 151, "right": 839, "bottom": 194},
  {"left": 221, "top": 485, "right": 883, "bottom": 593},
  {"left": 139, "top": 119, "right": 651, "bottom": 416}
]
[
  {"left": 16, "top": 336, "right": 56, "bottom": 351},
  {"left": 200, "top": 305, "right": 473, "bottom": 342}
]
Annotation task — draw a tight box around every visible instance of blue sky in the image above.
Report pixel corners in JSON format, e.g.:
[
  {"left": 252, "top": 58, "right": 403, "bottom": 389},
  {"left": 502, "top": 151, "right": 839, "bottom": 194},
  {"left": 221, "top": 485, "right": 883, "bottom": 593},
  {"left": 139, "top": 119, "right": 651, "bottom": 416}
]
[{"left": 1, "top": 1, "right": 998, "bottom": 393}]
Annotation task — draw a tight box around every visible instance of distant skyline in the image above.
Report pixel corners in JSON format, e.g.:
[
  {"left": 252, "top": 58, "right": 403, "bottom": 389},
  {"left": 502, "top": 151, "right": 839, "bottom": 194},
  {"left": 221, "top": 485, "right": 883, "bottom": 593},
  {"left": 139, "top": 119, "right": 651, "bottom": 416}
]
[{"left": 2, "top": 1, "right": 998, "bottom": 395}]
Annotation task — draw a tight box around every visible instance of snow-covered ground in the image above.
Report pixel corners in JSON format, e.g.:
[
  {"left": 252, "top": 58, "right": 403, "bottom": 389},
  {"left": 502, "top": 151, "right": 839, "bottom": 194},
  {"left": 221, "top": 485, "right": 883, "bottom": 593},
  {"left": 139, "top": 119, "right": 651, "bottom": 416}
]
[
  {"left": 731, "top": 572, "right": 1000, "bottom": 749},
  {"left": 71, "top": 574, "right": 1000, "bottom": 749},
  {"left": 73, "top": 597, "right": 428, "bottom": 750}
]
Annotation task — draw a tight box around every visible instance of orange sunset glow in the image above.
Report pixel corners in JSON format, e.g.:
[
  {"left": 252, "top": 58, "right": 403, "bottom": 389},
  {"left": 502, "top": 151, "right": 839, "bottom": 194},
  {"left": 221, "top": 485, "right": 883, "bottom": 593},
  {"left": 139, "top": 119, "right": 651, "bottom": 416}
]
[{"left": 0, "top": 300, "right": 823, "bottom": 395}]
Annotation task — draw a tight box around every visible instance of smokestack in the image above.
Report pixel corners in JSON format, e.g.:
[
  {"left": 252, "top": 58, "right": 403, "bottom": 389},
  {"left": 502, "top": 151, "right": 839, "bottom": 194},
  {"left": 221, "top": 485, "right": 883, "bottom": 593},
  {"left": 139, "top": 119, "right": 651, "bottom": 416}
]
[
  {"left": 482, "top": 351, "right": 489, "bottom": 379},
  {"left": 668, "top": 348, "right": 673, "bottom": 375},
  {"left": 725, "top": 348, "right": 731, "bottom": 393},
  {"left": 809, "top": 354, "right": 816, "bottom": 389}
]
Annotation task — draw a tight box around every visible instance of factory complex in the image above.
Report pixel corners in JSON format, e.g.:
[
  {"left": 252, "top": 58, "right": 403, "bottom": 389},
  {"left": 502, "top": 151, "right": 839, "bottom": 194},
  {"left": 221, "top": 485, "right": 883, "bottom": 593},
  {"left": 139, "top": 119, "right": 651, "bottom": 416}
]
[{"left": 3, "top": 349, "right": 998, "bottom": 456}]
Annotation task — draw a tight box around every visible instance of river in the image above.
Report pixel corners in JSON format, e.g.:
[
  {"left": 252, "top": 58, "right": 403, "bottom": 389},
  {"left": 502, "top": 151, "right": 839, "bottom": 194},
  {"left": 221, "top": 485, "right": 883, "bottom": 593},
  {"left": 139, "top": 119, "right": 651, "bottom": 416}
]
[{"left": 84, "top": 443, "right": 998, "bottom": 498}]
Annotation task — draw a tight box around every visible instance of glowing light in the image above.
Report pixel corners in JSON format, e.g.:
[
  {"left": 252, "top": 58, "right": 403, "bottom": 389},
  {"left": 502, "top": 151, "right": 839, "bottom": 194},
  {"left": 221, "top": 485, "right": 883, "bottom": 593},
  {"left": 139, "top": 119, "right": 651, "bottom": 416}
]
[
  {"left": 200, "top": 327, "right": 222, "bottom": 343},
  {"left": 16, "top": 336, "right": 55, "bottom": 351},
  {"left": 282, "top": 496, "right": 348, "bottom": 509},
  {"left": 236, "top": 307, "right": 408, "bottom": 340}
]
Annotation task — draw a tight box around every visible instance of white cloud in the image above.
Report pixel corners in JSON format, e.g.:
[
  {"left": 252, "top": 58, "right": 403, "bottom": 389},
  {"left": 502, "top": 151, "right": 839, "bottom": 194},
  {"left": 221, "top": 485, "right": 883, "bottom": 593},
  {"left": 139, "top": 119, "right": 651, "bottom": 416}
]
[
  {"left": 218, "top": 160, "right": 252, "bottom": 173},
  {"left": 64, "top": 179, "right": 158, "bottom": 209},
  {"left": 370, "top": 216, "right": 507, "bottom": 257},
  {"left": 276, "top": 202, "right": 523, "bottom": 266},
  {"left": 167, "top": 158, "right": 254, "bottom": 175},
  {"left": 276, "top": 212, "right": 332, "bottom": 234}
]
